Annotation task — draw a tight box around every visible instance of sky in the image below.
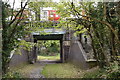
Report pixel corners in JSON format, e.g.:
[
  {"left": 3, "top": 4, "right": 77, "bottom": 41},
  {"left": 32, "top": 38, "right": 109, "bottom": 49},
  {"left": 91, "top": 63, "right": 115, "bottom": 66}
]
[
  {"left": 2, "top": 0, "right": 120, "bottom": 9},
  {"left": 2, "top": 0, "right": 60, "bottom": 9},
  {"left": 3, "top": 0, "right": 28, "bottom": 9}
]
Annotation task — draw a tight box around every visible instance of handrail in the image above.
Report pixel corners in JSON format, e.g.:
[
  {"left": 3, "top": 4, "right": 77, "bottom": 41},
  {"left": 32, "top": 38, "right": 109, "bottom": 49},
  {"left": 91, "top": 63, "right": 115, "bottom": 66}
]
[{"left": 77, "top": 41, "right": 88, "bottom": 61}]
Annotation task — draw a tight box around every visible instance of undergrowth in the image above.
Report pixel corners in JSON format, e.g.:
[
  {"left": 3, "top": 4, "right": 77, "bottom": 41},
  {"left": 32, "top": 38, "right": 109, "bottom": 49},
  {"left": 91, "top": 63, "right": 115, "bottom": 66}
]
[
  {"left": 2, "top": 71, "right": 22, "bottom": 78},
  {"left": 83, "top": 61, "right": 120, "bottom": 78}
]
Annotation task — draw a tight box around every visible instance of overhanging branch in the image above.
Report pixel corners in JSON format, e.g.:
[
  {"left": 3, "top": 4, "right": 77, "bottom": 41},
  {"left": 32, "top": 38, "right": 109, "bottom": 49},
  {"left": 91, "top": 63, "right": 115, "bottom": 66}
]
[
  {"left": 70, "top": 2, "right": 119, "bottom": 43},
  {"left": 8, "top": 0, "right": 29, "bottom": 26}
]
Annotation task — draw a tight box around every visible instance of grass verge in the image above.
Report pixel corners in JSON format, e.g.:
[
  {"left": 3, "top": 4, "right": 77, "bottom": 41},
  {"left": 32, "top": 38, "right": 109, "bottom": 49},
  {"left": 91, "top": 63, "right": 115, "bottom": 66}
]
[
  {"left": 41, "top": 63, "right": 85, "bottom": 78},
  {"left": 37, "top": 54, "right": 60, "bottom": 60}
]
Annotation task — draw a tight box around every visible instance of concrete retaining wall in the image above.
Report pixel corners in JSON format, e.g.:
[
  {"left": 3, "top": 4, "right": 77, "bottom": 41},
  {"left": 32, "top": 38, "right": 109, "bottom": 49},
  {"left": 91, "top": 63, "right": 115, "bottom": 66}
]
[
  {"left": 68, "top": 41, "right": 89, "bottom": 69},
  {"left": 9, "top": 49, "right": 29, "bottom": 68}
]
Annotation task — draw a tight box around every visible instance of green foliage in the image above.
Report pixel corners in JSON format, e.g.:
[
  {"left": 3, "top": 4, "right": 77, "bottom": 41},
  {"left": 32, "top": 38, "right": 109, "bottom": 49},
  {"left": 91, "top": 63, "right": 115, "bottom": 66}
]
[
  {"left": 84, "top": 61, "right": 120, "bottom": 78},
  {"left": 2, "top": 1, "right": 29, "bottom": 74},
  {"left": 60, "top": 1, "right": 120, "bottom": 67},
  {"left": 2, "top": 0, "right": 120, "bottom": 77},
  {"left": 2, "top": 71, "right": 22, "bottom": 78},
  {"left": 37, "top": 40, "right": 60, "bottom": 56},
  {"left": 28, "top": 0, "right": 55, "bottom": 21},
  {"left": 83, "top": 68, "right": 102, "bottom": 78},
  {"left": 55, "top": 2, "right": 120, "bottom": 78},
  {"left": 102, "top": 61, "right": 120, "bottom": 78},
  {"left": 18, "top": 40, "right": 36, "bottom": 51},
  {"left": 54, "top": 2, "right": 71, "bottom": 18}
]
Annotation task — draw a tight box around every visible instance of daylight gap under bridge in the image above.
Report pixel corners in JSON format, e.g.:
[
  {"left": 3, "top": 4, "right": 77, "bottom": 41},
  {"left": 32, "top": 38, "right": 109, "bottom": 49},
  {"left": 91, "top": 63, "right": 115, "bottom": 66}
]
[{"left": 33, "top": 34, "right": 64, "bottom": 63}]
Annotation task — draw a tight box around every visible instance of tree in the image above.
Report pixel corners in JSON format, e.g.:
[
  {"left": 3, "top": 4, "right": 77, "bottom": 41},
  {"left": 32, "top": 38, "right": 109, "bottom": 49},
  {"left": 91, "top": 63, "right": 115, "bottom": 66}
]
[
  {"left": 2, "top": 0, "right": 57, "bottom": 74},
  {"left": 2, "top": 0, "right": 29, "bottom": 74},
  {"left": 0, "top": 0, "right": 2, "bottom": 79},
  {"left": 55, "top": 1, "right": 120, "bottom": 68}
]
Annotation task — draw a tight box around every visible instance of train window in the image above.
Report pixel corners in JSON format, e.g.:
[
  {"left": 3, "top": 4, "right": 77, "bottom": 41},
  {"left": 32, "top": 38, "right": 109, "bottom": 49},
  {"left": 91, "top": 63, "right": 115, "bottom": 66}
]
[
  {"left": 56, "top": 15, "right": 59, "bottom": 17},
  {"left": 50, "top": 15, "right": 54, "bottom": 17}
]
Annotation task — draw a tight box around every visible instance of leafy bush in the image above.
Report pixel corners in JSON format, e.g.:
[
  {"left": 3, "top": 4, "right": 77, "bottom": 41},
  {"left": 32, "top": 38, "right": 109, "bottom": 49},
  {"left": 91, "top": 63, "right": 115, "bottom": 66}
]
[
  {"left": 103, "top": 61, "right": 120, "bottom": 78},
  {"left": 38, "top": 40, "right": 60, "bottom": 56},
  {"left": 83, "top": 61, "right": 120, "bottom": 78},
  {"left": 2, "top": 71, "right": 22, "bottom": 78},
  {"left": 83, "top": 68, "right": 103, "bottom": 78}
]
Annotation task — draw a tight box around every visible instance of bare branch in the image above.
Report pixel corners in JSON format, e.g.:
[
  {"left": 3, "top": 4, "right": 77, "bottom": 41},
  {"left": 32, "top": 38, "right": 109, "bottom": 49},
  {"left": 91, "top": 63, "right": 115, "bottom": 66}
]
[
  {"left": 10, "top": 0, "right": 15, "bottom": 20},
  {"left": 8, "top": 0, "right": 29, "bottom": 26},
  {"left": 8, "top": 0, "right": 30, "bottom": 43}
]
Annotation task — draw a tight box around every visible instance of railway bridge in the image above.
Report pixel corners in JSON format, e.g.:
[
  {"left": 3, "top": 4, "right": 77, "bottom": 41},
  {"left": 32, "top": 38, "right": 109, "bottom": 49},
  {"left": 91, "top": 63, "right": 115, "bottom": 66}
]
[{"left": 9, "top": 24, "right": 96, "bottom": 69}]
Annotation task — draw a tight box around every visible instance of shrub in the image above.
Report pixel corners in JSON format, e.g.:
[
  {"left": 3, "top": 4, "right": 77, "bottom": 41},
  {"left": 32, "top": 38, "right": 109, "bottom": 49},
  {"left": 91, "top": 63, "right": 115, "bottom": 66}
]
[
  {"left": 2, "top": 71, "right": 22, "bottom": 78},
  {"left": 83, "top": 61, "right": 120, "bottom": 78}
]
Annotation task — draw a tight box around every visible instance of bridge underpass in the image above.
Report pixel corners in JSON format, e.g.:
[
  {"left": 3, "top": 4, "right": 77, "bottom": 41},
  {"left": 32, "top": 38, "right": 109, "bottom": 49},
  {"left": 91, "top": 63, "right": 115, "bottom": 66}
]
[
  {"left": 9, "top": 28, "right": 96, "bottom": 69},
  {"left": 31, "top": 29, "right": 67, "bottom": 63},
  {"left": 29, "top": 28, "right": 96, "bottom": 68}
]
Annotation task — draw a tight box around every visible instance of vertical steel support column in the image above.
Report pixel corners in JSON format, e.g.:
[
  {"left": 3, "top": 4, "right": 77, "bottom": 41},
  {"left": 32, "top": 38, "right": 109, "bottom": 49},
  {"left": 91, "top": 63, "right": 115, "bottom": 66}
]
[
  {"left": 60, "top": 40, "right": 64, "bottom": 63},
  {"left": 0, "top": 1, "right": 2, "bottom": 79},
  {"left": 33, "top": 39, "right": 37, "bottom": 62}
]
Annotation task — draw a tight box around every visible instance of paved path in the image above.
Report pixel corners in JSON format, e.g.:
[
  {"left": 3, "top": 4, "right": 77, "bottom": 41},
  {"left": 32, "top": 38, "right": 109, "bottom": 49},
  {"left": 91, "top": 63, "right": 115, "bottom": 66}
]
[
  {"left": 16, "top": 61, "right": 45, "bottom": 78},
  {"left": 29, "top": 62, "right": 45, "bottom": 78},
  {"left": 15, "top": 60, "right": 58, "bottom": 78}
]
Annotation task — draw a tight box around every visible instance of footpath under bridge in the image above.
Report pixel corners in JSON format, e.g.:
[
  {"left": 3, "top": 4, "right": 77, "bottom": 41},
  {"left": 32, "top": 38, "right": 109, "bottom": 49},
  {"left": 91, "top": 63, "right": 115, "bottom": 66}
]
[
  {"left": 25, "top": 27, "right": 96, "bottom": 69},
  {"left": 9, "top": 27, "right": 97, "bottom": 69},
  {"left": 28, "top": 28, "right": 70, "bottom": 63}
]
